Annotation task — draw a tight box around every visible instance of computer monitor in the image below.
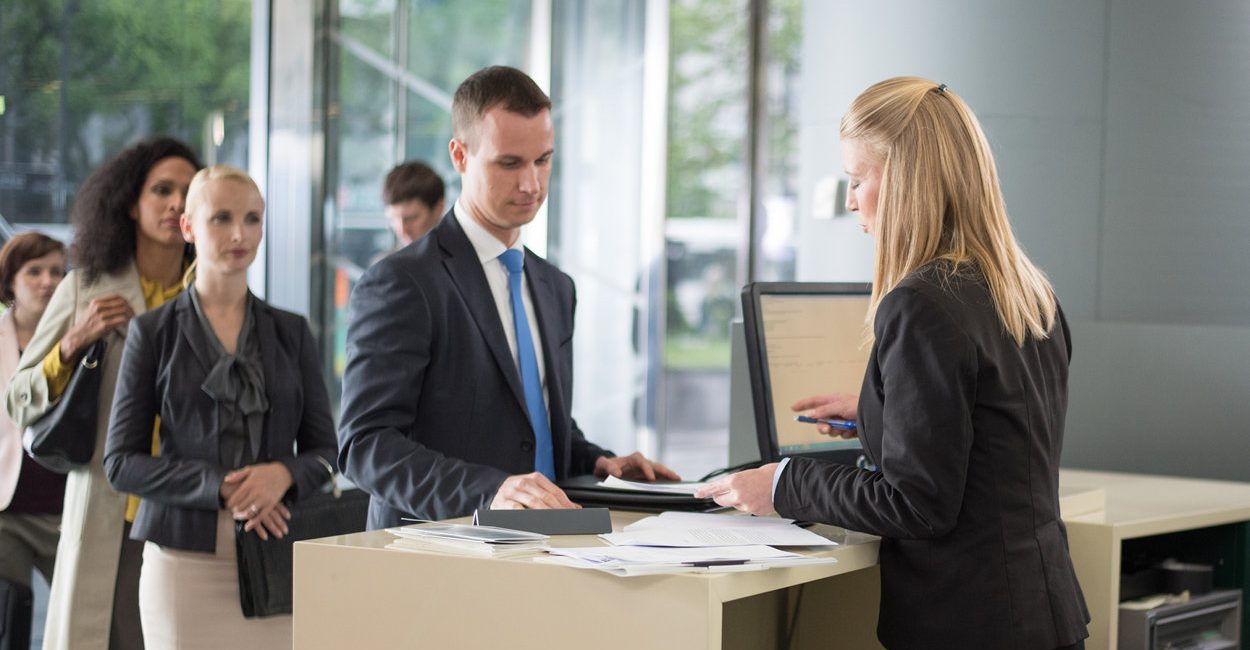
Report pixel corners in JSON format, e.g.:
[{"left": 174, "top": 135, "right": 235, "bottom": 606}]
[{"left": 740, "top": 282, "right": 873, "bottom": 465}]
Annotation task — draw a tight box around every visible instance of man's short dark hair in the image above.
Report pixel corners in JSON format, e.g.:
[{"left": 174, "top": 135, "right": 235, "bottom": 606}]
[
  {"left": 383, "top": 161, "right": 445, "bottom": 208},
  {"left": 452, "top": 66, "right": 551, "bottom": 149}
]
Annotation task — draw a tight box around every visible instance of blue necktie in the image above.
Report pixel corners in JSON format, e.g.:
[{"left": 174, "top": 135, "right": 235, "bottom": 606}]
[{"left": 498, "top": 249, "right": 556, "bottom": 480}]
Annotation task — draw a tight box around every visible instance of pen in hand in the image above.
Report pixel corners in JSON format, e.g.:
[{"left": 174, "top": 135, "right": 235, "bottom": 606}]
[{"left": 794, "top": 415, "right": 857, "bottom": 431}]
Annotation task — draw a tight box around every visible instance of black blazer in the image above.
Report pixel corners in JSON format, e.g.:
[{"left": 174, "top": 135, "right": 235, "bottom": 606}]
[
  {"left": 774, "top": 263, "right": 1089, "bottom": 650},
  {"left": 103, "top": 292, "right": 337, "bottom": 553},
  {"left": 338, "top": 211, "right": 611, "bottom": 529}
]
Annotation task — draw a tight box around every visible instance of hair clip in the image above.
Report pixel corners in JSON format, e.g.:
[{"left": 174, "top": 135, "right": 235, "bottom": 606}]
[{"left": 935, "top": 83, "right": 948, "bottom": 95}]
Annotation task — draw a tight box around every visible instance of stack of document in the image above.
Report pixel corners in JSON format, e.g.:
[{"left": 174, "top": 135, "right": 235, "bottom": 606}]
[
  {"left": 601, "top": 511, "right": 839, "bottom": 548},
  {"left": 597, "top": 475, "right": 712, "bottom": 495},
  {"left": 531, "top": 512, "right": 839, "bottom": 576},
  {"left": 385, "top": 523, "right": 549, "bottom": 558},
  {"left": 381, "top": 513, "right": 838, "bottom": 577},
  {"left": 539, "top": 544, "right": 832, "bottom": 577}
]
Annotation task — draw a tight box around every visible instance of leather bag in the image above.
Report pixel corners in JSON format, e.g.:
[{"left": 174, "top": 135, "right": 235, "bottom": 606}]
[
  {"left": 22, "top": 340, "right": 106, "bottom": 473},
  {"left": 234, "top": 487, "right": 369, "bottom": 618}
]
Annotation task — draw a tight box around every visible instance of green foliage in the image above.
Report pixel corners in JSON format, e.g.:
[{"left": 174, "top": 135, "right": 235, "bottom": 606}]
[
  {"left": 0, "top": 0, "right": 251, "bottom": 222},
  {"left": 665, "top": 334, "right": 732, "bottom": 369},
  {"left": 765, "top": 0, "right": 801, "bottom": 194},
  {"left": 665, "top": 0, "right": 748, "bottom": 220},
  {"left": 661, "top": 0, "right": 803, "bottom": 349},
  {"left": 662, "top": 0, "right": 802, "bottom": 220}
]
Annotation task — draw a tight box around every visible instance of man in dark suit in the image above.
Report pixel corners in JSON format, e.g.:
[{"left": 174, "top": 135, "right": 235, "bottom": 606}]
[{"left": 339, "top": 66, "right": 678, "bottom": 529}]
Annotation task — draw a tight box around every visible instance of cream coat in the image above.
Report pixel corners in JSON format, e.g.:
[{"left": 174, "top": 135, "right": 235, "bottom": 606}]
[
  {"left": 5, "top": 263, "right": 147, "bottom": 650},
  {"left": 1, "top": 309, "right": 24, "bottom": 509}
]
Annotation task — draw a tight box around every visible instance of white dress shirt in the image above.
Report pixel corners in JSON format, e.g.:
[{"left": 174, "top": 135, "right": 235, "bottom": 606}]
[{"left": 454, "top": 203, "right": 549, "bottom": 412}]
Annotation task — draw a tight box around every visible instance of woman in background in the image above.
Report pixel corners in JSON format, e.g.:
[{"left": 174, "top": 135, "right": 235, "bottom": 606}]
[
  {"left": 0, "top": 233, "right": 67, "bottom": 650},
  {"left": 697, "top": 77, "right": 1089, "bottom": 650},
  {"left": 6, "top": 137, "right": 200, "bottom": 650},
  {"left": 104, "top": 164, "right": 337, "bottom": 649}
]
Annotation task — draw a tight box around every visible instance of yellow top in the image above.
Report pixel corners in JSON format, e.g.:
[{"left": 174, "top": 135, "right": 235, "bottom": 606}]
[{"left": 41, "top": 271, "right": 186, "bottom": 522}]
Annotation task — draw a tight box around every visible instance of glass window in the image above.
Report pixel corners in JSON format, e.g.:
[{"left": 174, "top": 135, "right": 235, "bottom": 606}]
[
  {"left": 757, "top": 0, "right": 802, "bottom": 283},
  {"left": 0, "top": 2, "right": 252, "bottom": 643},
  {"left": 0, "top": 1, "right": 251, "bottom": 238},
  {"left": 312, "top": 0, "right": 796, "bottom": 477},
  {"left": 660, "top": 0, "right": 749, "bottom": 475},
  {"left": 548, "top": 0, "right": 650, "bottom": 459},
  {"left": 320, "top": 0, "right": 534, "bottom": 406}
]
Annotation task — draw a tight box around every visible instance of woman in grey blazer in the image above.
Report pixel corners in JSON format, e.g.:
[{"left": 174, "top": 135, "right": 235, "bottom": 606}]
[
  {"left": 5, "top": 137, "right": 200, "bottom": 650},
  {"left": 104, "top": 165, "right": 336, "bottom": 649},
  {"left": 698, "top": 78, "right": 1089, "bottom": 650}
]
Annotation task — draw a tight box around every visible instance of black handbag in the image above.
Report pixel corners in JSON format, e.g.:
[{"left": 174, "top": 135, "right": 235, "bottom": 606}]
[
  {"left": 22, "top": 339, "right": 106, "bottom": 473},
  {"left": 234, "top": 486, "right": 369, "bottom": 618}
]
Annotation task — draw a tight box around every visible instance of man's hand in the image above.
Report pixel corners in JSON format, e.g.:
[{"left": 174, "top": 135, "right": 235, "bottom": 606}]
[
  {"left": 593, "top": 452, "right": 681, "bottom": 482},
  {"left": 490, "top": 472, "right": 580, "bottom": 510},
  {"left": 694, "top": 463, "right": 779, "bottom": 515},
  {"left": 792, "top": 392, "right": 860, "bottom": 439}
]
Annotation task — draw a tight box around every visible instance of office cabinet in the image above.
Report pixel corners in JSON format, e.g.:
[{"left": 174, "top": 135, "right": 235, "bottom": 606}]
[
  {"left": 1064, "top": 470, "right": 1250, "bottom": 649},
  {"left": 1119, "top": 589, "right": 1240, "bottom": 650}
]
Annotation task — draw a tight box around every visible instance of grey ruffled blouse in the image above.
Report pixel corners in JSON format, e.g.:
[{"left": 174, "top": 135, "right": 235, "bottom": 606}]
[{"left": 187, "top": 287, "right": 269, "bottom": 470}]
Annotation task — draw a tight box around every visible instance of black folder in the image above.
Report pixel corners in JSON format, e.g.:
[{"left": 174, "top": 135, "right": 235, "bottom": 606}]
[
  {"left": 473, "top": 507, "right": 612, "bottom": 535},
  {"left": 556, "top": 475, "right": 720, "bottom": 513}
]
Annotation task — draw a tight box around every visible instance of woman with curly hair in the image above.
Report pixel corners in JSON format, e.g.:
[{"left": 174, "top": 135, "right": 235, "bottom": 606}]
[{"left": 5, "top": 137, "right": 200, "bottom": 650}]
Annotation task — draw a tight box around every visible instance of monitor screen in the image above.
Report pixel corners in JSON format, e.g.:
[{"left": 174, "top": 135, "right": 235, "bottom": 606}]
[{"left": 740, "top": 282, "right": 872, "bottom": 464}]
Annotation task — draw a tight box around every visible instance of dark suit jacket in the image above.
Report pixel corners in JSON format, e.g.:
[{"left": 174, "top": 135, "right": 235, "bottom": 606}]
[
  {"left": 338, "top": 211, "right": 611, "bottom": 529},
  {"left": 103, "top": 292, "right": 338, "bottom": 553},
  {"left": 774, "top": 262, "right": 1089, "bottom": 650}
]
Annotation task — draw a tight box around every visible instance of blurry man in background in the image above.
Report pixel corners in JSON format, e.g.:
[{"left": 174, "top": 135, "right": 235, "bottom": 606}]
[{"left": 383, "top": 161, "right": 445, "bottom": 247}]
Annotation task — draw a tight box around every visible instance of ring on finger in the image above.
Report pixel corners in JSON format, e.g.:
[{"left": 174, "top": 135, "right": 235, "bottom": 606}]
[{"left": 249, "top": 504, "right": 259, "bottom": 515}]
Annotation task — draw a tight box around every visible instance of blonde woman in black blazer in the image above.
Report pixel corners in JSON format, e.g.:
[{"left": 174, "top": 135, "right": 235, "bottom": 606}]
[
  {"left": 697, "top": 78, "right": 1089, "bottom": 650},
  {"left": 104, "top": 165, "right": 336, "bottom": 649}
]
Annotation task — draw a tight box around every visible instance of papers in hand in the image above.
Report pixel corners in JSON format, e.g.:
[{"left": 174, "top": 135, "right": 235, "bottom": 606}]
[
  {"left": 540, "top": 544, "right": 835, "bottom": 576},
  {"left": 603, "top": 511, "right": 838, "bottom": 548},
  {"left": 385, "top": 523, "right": 548, "bottom": 558},
  {"left": 597, "top": 475, "right": 712, "bottom": 495}
]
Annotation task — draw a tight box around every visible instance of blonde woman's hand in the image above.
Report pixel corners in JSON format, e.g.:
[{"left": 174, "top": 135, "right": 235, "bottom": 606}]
[
  {"left": 694, "top": 464, "right": 779, "bottom": 515},
  {"left": 792, "top": 393, "right": 860, "bottom": 439},
  {"left": 222, "top": 462, "right": 294, "bottom": 522},
  {"left": 242, "top": 502, "right": 291, "bottom": 540},
  {"left": 60, "top": 294, "right": 134, "bottom": 362}
]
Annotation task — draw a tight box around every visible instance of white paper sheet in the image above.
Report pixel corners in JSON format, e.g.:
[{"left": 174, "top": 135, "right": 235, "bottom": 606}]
[
  {"left": 598, "top": 475, "right": 712, "bottom": 495},
  {"left": 624, "top": 511, "right": 797, "bottom": 531},
  {"left": 609, "top": 512, "right": 837, "bottom": 547},
  {"left": 540, "top": 544, "right": 834, "bottom": 576}
]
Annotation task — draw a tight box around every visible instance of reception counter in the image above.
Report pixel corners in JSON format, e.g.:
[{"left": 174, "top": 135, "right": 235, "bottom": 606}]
[
  {"left": 294, "top": 470, "right": 1250, "bottom": 649},
  {"left": 293, "top": 510, "right": 883, "bottom": 649}
]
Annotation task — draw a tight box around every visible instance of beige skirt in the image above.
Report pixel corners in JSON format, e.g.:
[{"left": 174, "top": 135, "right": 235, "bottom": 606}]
[{"left": 138, "top": 510, "right": 291, "bottom": 650}]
